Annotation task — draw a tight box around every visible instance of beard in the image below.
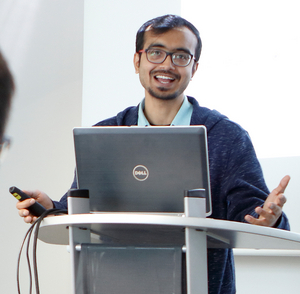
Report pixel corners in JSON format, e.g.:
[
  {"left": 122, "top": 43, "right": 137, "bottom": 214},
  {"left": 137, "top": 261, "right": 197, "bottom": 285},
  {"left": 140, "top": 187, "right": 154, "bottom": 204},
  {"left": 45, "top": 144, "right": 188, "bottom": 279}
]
[
  {"left": 146, "top": 69, "right": 184, "bottom": 100},
  {"left": 147, "top": 87, "right": 181, "bottom": 101}
]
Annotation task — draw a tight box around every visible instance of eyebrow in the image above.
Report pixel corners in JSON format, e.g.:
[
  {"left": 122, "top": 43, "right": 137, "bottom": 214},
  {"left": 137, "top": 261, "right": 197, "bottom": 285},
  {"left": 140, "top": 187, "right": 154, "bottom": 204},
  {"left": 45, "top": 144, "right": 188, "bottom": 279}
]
[{"left": 147, "top": 43, "right": 192, "bottom": 55}]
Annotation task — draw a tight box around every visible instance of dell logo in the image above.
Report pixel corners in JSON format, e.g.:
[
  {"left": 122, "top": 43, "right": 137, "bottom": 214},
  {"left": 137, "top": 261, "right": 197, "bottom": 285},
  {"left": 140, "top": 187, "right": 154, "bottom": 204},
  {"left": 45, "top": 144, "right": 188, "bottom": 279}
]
[{"left": 133, "top": 165, "right": 149, "bottom": 181}]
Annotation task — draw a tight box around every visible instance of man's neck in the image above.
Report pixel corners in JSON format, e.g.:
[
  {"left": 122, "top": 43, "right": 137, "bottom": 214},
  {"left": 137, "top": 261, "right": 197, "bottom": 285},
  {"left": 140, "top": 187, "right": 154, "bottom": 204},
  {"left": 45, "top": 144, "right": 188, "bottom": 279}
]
[{"left": 143, "top": 95, "right": 185, "bottom": 126}]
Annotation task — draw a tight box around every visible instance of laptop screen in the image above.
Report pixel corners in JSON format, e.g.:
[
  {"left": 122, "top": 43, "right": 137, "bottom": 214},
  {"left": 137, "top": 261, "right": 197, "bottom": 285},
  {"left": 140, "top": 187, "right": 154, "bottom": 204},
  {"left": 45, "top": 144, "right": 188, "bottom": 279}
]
[{"left": 73, "top": 126, "right": 212, "bottom": 216}]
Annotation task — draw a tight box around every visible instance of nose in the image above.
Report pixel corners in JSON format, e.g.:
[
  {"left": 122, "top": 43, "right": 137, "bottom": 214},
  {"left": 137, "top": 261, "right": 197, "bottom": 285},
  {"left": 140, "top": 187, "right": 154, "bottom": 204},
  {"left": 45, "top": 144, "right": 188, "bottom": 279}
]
[{"left": 161, "top": 54, "right": 175, "bottom": 69}]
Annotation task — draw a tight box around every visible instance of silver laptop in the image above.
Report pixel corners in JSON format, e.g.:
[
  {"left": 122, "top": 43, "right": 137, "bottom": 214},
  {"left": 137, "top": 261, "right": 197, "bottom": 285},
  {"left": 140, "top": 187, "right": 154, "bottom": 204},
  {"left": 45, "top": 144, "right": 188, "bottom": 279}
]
[{"left": 73, "top": 126, "right": 212, "bottom": 216}]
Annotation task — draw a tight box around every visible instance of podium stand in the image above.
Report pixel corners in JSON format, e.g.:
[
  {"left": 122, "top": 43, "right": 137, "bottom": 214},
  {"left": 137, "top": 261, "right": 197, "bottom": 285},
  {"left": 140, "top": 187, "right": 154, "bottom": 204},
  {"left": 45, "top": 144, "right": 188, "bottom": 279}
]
[{"left": 38, "top": 196, "right": 300, "bottom": 294}]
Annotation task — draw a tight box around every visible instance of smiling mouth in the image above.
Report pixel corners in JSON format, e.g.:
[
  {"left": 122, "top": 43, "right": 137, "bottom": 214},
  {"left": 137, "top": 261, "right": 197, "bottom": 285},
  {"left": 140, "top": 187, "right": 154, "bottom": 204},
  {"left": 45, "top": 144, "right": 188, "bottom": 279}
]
[{"left": 154, "top": 75, "right": 176, "bottom": 84}]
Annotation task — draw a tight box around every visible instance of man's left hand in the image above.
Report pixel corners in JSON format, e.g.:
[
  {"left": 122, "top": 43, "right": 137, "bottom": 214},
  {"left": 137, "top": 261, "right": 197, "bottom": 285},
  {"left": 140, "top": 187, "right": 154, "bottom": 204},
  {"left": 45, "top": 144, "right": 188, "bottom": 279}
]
[{"left": 245, "top": 175, "right": 290, "bottom": 227}]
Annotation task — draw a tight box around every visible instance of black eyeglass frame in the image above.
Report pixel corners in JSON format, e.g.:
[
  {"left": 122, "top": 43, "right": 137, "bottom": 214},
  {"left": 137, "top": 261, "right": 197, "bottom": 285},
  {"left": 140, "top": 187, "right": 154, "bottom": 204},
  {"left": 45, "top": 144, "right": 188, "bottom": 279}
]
[{"left": 138, "top": 48, "right": 197, "bottom": 67}]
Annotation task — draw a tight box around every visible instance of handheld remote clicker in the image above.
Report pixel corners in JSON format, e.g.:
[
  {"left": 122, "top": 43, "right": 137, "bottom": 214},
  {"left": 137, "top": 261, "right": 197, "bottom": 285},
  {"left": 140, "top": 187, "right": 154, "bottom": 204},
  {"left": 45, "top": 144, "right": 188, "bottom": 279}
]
[{"left": 9, "top": 186, "right": 46, "bottom": 217}]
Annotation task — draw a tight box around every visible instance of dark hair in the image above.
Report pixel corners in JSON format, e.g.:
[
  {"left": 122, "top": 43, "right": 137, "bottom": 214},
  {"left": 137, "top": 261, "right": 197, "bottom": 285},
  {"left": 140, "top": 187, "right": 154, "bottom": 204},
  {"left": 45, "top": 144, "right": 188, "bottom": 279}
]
[
  {"left": 136, "top": 14, "right": 202, "bottom": 62},
  {"left": 0, "top": 51, "right": 14, "bottom": 140}
]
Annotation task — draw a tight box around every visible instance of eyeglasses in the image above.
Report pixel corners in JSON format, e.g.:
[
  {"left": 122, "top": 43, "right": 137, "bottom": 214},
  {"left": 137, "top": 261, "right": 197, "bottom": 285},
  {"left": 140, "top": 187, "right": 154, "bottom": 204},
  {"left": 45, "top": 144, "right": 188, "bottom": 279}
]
[
  {"left": 0, "top": 136, "right": 11, "bottom": 164},
  {"left": 139, "top": 48, "right": 196, "bottom": 67}
]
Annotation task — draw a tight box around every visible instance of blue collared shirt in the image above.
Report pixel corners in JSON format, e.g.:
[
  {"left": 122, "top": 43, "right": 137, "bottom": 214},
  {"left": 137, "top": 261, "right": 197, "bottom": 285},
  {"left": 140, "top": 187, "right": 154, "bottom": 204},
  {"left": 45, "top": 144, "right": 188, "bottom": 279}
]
[{"left": 137, "top": 96, "right": 193, "bottom": 126}]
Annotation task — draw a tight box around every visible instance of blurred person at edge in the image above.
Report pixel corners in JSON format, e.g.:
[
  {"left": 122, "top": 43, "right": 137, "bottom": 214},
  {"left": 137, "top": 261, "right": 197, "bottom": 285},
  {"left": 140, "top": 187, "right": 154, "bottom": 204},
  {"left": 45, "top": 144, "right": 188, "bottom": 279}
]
[{"left": 0, "top": 51, "right": 14, "bottom": 154}]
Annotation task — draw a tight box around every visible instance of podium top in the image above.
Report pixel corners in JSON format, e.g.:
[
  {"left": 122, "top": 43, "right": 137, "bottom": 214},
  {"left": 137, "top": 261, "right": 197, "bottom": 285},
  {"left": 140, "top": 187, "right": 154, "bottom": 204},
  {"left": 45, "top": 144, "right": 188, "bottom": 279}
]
[{"left": 38, "top": 213, "right": 300, "bottom": 250}]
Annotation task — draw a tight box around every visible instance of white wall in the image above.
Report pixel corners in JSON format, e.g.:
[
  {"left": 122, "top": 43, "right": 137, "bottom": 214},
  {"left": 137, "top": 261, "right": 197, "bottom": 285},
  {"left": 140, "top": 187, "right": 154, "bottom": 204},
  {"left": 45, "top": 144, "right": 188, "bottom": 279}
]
[
  {"left": 182, "top": 0, "right": 300, "bottom": 159},
  {"left": 0, "top": 1, "right": 83, "bottom": 293}
]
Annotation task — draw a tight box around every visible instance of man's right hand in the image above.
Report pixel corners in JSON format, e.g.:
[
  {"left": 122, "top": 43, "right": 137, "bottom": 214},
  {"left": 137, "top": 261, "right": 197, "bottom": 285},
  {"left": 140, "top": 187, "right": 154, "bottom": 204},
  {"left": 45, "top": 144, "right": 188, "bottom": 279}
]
[{"left": 16, "top": 190, "right": 54, "bottom": 223}]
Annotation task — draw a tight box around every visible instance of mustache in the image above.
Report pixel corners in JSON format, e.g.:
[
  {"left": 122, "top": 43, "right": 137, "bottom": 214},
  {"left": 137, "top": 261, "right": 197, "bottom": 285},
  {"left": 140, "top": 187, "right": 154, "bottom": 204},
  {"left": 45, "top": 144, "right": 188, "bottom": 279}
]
[{"left": 150, "top": 70, "right": 180, "bottom": 80}]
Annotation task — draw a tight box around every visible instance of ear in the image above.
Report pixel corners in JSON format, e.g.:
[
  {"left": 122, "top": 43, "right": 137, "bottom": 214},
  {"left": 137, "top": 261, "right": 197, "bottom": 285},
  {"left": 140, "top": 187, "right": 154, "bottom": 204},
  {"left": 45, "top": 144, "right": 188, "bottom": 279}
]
[
  {"left": 133, "top": 53, "right": 140, "bottom": 74},
  {"left": 191, "top": 62, "right": 199, "bottom": 78}
]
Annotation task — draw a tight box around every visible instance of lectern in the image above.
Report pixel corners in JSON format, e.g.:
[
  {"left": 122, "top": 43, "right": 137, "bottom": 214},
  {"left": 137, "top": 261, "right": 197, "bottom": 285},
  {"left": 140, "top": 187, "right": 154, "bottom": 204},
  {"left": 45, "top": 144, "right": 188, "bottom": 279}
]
[{"left": 39, "top": 193, "right": 300, "bottom": 294}]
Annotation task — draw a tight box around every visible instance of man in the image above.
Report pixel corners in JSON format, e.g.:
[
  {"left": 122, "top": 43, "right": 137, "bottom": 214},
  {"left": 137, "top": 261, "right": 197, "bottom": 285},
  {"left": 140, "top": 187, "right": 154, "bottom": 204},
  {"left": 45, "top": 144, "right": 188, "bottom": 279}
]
[
  {"left": 17, "top": 15, "right": 290, "bottom": 293},
  {"left": 0, "top": 51, "right": 14, "bottom": 151}
]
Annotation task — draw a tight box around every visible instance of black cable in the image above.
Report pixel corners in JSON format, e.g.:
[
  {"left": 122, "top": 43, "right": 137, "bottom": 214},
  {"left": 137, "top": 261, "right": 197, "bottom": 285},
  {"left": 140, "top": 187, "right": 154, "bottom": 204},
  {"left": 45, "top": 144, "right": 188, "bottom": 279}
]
[
  {"left": 17, "top": 221, "right": 34, "bottom": 294},
  {"left": 17, "top": 209, "right": 68, "bottom": 294},
  {"left": 33, "top": 209, "right": 67, "bottom": 294},
  {"left": 25, "top": 223, "right": 34, "bottom": 293}
]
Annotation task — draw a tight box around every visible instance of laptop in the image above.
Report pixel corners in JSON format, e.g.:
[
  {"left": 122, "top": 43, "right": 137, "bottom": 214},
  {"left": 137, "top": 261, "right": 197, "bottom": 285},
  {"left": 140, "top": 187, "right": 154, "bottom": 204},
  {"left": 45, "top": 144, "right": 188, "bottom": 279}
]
[{"left": 73, "top": 126, "right": 212, "bottom": 216}]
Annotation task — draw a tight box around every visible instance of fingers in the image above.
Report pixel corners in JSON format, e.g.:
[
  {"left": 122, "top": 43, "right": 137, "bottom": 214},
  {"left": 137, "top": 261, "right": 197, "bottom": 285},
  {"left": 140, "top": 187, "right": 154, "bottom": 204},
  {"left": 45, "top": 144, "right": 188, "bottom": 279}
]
[
  {"left": 16, "top": 198, "right": 35, "bottom": 210},
  {"left": 267, "top": 202, "right": 282, "bottom": 216},
  {"left": 18, "top": 208, "right": 34, "bottom": 224},
  {"left": 15, "top": 193, "right": 38, "bottom": 224},
  {"left": 16, "top": 189, "right": 53, "bottom": 210},
  {"left": 265, "top": 176, "right": 289, "bottom": 208},
  {"left": 244, "top": 176, "right": 290, "bottom": 227},
  {"left": 244, "top": 214, "right": 262, "bottom": 226},
  {"left": 273, "top": 175, "right": 290, "bottom": 195},
  {"left": 24, "top": 214, "right": 33, "bottom": 224},
  {"left": 23, "top": 215, "right": 37, "bottom": 224},
  {"left": 22, "top": 189, "right": 41, "bottom": 200},
  {"left": 18, "top": 208, "right": 37, "bottom": 224},
  {"left": 244, "top": 212, "right": 275, "bottom": 226},
  {"left": 274, "top": 193, "right": 287, "bottom": 208},
  {"left": 256, "top": 203, "right": 281, "bottom": 220},
  {"left": 245, "top": 202, "right": 282, "bottom": 227}
]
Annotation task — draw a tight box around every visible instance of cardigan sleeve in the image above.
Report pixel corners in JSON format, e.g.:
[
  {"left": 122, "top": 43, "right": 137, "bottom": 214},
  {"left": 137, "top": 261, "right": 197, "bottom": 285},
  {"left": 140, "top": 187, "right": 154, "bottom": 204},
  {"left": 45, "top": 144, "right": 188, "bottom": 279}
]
[
  {"left": 53, "top": 171, "right": 77, "bottom": 210},
  {"left": 218, "top": 128, "right": 289, "bottom": 230}
]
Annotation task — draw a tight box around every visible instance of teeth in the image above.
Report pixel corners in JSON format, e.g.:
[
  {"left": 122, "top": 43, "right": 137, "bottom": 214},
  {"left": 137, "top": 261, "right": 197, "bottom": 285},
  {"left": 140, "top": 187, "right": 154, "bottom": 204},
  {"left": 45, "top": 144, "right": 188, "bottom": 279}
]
[
  {"left": 156, "top": 76, "right": 175, "bottom": 84},
  {"left": 155, "top": 75, "right": 175, "bottom": 81}
]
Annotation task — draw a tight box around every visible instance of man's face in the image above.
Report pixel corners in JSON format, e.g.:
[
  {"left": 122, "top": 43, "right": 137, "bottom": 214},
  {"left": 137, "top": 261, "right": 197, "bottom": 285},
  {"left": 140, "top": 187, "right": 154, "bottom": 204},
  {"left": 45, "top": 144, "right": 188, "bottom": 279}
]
[{"left": 134, "top": 27, "right": 198, "bottom": 102}]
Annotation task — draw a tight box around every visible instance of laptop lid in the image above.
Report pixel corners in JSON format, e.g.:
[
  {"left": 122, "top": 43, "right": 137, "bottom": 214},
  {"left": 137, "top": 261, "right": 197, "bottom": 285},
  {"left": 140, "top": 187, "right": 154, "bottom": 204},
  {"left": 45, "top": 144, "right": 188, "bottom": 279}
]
[{"left": 73, "top": 126, "right": 212, "bottom": 216}]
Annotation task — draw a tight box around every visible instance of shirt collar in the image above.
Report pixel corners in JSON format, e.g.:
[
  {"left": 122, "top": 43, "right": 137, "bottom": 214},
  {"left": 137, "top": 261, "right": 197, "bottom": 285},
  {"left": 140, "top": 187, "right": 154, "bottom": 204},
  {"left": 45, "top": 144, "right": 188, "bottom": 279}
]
[{"left": 138, "top": 96, "right": 193, "bottom": 126}]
